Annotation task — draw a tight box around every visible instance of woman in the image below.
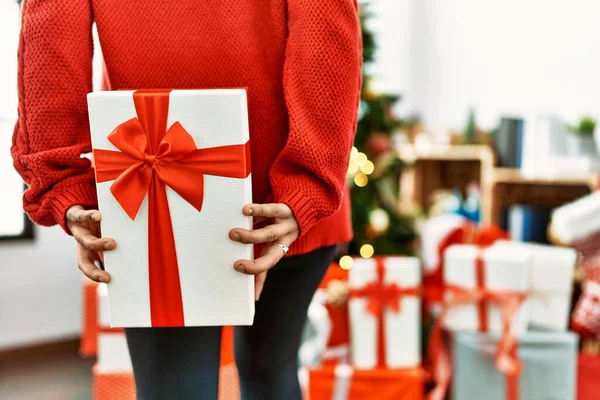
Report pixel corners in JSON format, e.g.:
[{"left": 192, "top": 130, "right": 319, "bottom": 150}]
[{"left": 12, "top": 1, "right": 361, "bottom": 399}]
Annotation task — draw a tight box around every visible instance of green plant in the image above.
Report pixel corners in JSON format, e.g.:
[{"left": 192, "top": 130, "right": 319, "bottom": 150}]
[{"left": 568, "top": 116, "right": 596, "bottom": 136}]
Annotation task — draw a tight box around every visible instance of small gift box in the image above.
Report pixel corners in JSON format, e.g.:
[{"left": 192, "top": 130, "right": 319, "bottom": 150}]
[
  {"left": 307, "top": 365, "right": 424, "bottom": 400},
  {"left": 493, "top": 241, "right": 577, "bottom": 331},
  {"left": 577, "top": 353, "right": 600, "bottom": 400},
  {"left": 552, "top": 191, "right": 600, "bottom": 244},
  {"left": 452, "top": 331, "right": 578, "bottom": 400},
  {"left": 348, "top": 257, "right": 421, "bottom": 369},
  {"left": 81, "top": 277, "right": 100, "bottom": 357},
  {"left": 443, "top": 245, "right": 530, "bottom": 334},
  {"left": 88, "top": 89, "right": 254, "bottom": 328},
  {"left": 422, "top": 218, "right": 510, "bottom": 307}
]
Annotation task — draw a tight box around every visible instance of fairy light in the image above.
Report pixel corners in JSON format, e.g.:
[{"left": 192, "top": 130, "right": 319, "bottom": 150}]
[
  {"left": 360, "top": 244, "right": 374, "bottom": 258},
  {"left": 354, "top": 172, "right": 368, "bottom": 187},
  {"left": 347, "top": 160, "right": 359, "bottom": 175},
  {"left": 350, "top": 146, "right": 359, "bottom": 159},
  {"left": 360, "top": 160, "right": 375, "bottom": 175},
  {"left": 355, "top": 152, "right": 368, "bottom": 167},
  {"left": 339, "top": 255, "right": 354, "bottom": 270}
]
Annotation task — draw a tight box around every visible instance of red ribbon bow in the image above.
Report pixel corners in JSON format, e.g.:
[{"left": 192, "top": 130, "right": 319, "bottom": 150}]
[
  {"left": 428, "top": 251, "right": 525, "bottom": 400},
  {"left": 94, "top": 90, "right": 251, "bottom": 327},
  {"left": 349, "top": 257, "right": 422, "bottom": 367}
]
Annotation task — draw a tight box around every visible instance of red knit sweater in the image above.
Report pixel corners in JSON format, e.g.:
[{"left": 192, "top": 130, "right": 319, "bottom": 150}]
[{"left": 11, "top": 0, "right": 362, "bottom": 256}]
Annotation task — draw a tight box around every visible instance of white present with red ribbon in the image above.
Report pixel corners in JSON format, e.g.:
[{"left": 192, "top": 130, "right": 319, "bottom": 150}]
[
  {"left": 348, "top": 257, "right": 422, "bottom": 369},
  {"left": 442, "top": 245, "right": 530, "bottom": 335},
  {"left": 493, "top": 241, "right": 577, "bottom": 331},
  {"left": 428, "top": 245, "right": 531, "bottom": 400},
  {"left": 88, "top": 90, "right": 254, "bottom": 328}
]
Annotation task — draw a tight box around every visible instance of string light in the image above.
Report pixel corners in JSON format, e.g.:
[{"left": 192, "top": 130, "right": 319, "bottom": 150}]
[
  {"left": 350, "top": 146, "right": 359, "bottom": 159},
  {"left": 354, "top": 172, "right": 368, "bottom": 187},
  {"left": 360, "top": 244, "right": 374, "bottom": 258},
  {"left": 339, "top": 255, "right": 354, "bottom": 270},
  {"left": 360, "top": 160, "right": 375, "bottom": 175},
  {"left": 355, "top": 152, "right": 368, "bottom": 167},
  {"left": 347, "top": 160, "right": 359, "bottom": 175}
]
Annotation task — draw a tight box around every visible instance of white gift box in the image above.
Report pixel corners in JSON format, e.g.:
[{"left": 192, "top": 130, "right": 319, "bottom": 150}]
[
  {"left": 421, "top": 214, "right": 467, "bottom": 275},
  {"left": 88, "top": 90, "right": 254, "bottom": 327},
  {"left": 348, "top": 257, "right": 421, "bottom": 369},
  {"left": 97, "top": 284, "right": 132, "bottom": 373},
  {"left": 552, "top": 192, "right": 600, "bottom": 244},
  {"left": 443, "top": 245, "right": 530, "bottom": 335},
  {"left": 493, "top": 241, "right": 577, "bottom": 331}
]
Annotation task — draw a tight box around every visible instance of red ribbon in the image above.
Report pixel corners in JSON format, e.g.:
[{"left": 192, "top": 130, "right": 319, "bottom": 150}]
[
  {"left": 348, "top": 257, "right": 422, "bottom": 367},
  {"left": 427, "top": 250, "right": 525, "bottom": 400},
  {"left": 94, "top": 90, "right": 251, "bottom": 327}
]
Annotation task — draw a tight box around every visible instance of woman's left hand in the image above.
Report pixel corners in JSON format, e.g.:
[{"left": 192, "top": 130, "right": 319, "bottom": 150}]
[{"left": 229, "top": 203, "right": 299, "bottom": 301}]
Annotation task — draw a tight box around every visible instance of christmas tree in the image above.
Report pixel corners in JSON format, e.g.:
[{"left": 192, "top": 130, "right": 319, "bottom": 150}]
[{"left": 345, "top": 3, "right": 417, "bottom": 258}]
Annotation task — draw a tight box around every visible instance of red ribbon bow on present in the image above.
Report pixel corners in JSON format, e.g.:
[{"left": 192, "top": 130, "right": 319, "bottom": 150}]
[
  {"left": 94, "top": 90, "right": 251, "bottom": 327},
  {"left": 348, "top": 257, "right": 422, "bottom": 367},
  {"left": 427, "top": 251, "right": 526, "bottom": 400}
]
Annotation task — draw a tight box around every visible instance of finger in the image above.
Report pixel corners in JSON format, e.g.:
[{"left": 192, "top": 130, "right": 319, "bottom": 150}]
[
  {"left": 67, "top": 207, "right": 102, "bottom": 224},
  {"left": 229, "top": 224, "right": 289, "bottom": 245},
  {"left": 243, "top": 204, "right": 292, "bottom": 219},
  {"left": 234, "top": 244, "right": 285, "bottom": 275},
  {"left": 74, "top": 230, "right": 116, "bottom": 252},
  {"left": 254, "top": 271, "right": 267, "bottom": 301},
  {"left": 78, "top": 247, "right": 111, "bottom": 283}
]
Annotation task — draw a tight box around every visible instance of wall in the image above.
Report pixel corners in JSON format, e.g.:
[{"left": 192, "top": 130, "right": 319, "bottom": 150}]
[
  {"left": 0, "top": 228, "right": 81, "bottom": 350},
  {"left": 411, "top": 0, "right": 600, "bottom": 130}
]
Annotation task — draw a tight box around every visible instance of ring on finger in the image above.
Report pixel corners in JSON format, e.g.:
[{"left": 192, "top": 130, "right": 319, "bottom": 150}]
[{"left": 273, "top": 242, "right": 289, "bottom": 256}]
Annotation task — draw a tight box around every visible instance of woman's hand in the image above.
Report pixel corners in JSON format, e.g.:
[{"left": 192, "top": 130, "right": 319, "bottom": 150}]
[
  {"left": 229, "top": 203, "right": 299, "bottom": 300},
  {"left": 66, "top": 205, "right": 116, "bottom": 283}
]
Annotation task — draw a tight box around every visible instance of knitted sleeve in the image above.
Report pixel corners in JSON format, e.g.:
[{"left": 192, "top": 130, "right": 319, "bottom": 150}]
[
  {"left": 11, "top": 0, "right": 97, "bottom": 233},
  {"left": 271, "top": 0, "right": 362, "bottom": 236}
]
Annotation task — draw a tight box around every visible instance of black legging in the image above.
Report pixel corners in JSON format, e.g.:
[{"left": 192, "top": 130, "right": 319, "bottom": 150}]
[{"left": 125, "top": 245, "right": 335, "bottom": 400}]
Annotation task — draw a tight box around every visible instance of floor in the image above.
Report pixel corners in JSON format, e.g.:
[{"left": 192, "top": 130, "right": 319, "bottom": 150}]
[{"left": 0, "top": 340, "right": 94, "bottom": 400}]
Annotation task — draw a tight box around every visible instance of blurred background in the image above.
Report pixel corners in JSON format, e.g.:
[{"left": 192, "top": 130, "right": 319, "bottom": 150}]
[{"left": 1, "top": 0, "right": 600, "bottom": 399}]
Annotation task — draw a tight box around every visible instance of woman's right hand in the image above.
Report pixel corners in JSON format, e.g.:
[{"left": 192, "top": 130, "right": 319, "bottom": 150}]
[{"left": 66, "top": 205, "right": 116, "bottom": 283}]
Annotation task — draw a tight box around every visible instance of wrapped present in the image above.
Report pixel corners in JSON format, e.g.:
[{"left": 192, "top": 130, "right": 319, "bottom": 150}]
[
  {"left": 494, "top": 241, "right": 577, "bottom": 331},
  {"left": 422, "top": 219, "right": 510, "bottom": 306},
  {"left": 88, "top": 89, "right": 254, "bottom": 328},
  {"left": 428, "top": 245, "right": 530, "bottom": 400},
  {"left": 307, "top": 364, "right": 424, "bottom": 400},
  {"left": 578, "top": 353, "right": 600, "bottom": 400},
  {"left": 452, "top": 331, "right": 578, "bottom": 400},
  {"left": 348, "top": 257, "right": 421, "bottom": 369},
  {"left": 81, "top": 278, "right": 100, "bottom": 357},
  {"left": 552, "top": 192, "right": 600, "bottom": 245},
  {"left": 571, "top": 281, "right": 600, "bottom": 337},
  {"left": 443, "top": 245, "right": 530, "bottom": 334}
]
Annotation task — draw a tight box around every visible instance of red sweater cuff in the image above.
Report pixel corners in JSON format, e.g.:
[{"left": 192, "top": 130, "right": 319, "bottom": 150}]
[
  {"left": 275, "top": 188, "right": 320, "bottom": 237},
  {"left": 51, "top": 184, "right": 98, "bottom": 234}
]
